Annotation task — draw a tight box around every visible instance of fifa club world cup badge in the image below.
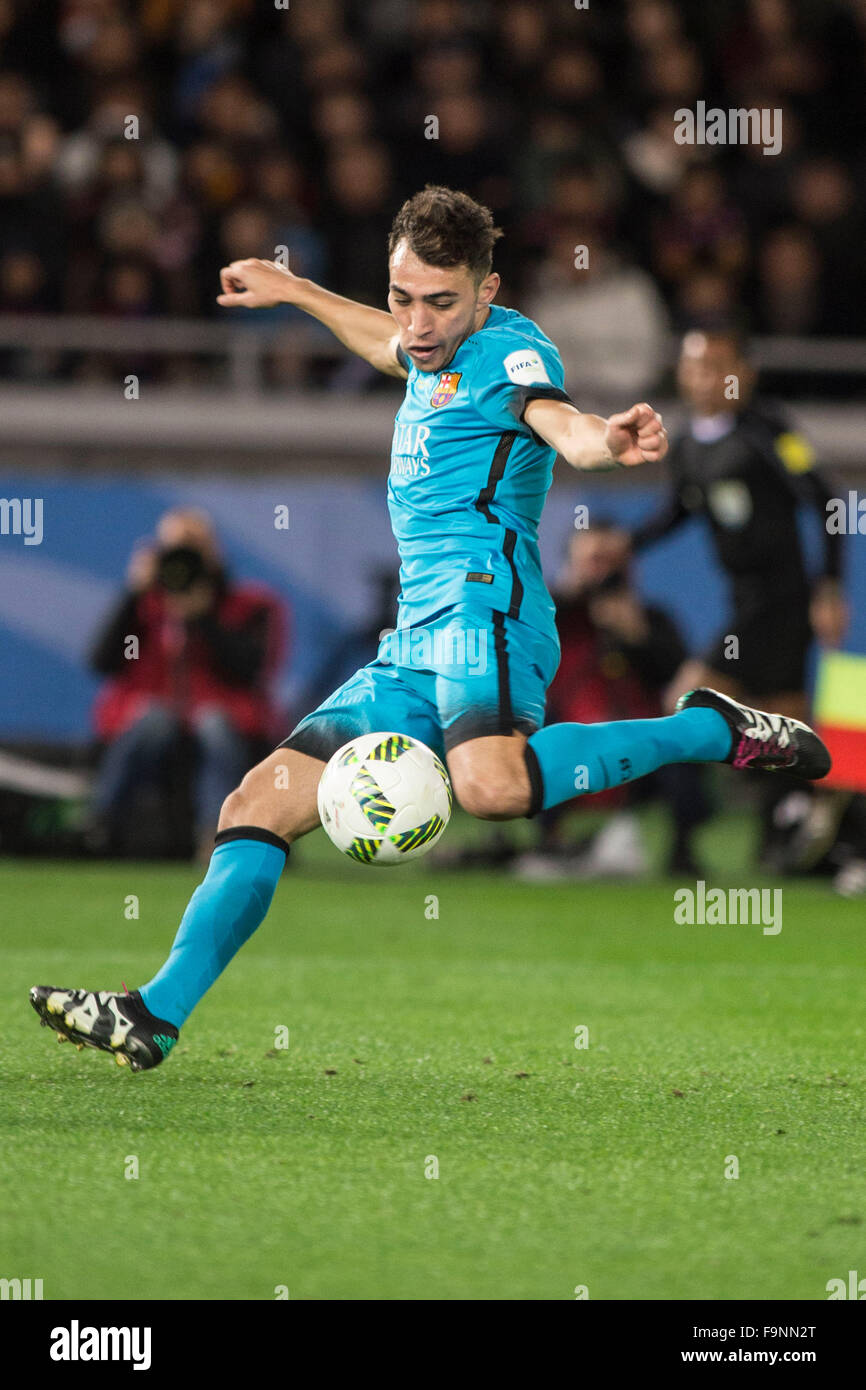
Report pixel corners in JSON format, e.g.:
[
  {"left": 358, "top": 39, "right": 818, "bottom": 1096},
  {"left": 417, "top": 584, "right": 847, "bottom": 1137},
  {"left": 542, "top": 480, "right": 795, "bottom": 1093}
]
[{"left": 430, "top": 371, "right": 462, "bottom": 407}]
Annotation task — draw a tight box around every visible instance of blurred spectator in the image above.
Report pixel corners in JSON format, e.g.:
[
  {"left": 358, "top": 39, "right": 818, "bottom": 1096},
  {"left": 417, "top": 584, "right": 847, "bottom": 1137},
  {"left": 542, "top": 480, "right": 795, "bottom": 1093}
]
[
  {"left": 0, "top": 0, "right": 862, "bottom": 378},
  {"left": 673, "top": 267, "right": 739, "bottom": 332},
  {"left": 535, "top": 161, "right": 621, "bottom": 247},
  {"left": 543, "top": 43, "right": 607, "bottom": 115},
  {"left": 788, "top": 158, "right": 865, "bottom": 334},
  {"left": 639, "top": 38, "right": 704, "bottom": 106},
  {"left": 88, "top": 507, "right": 286, "bottom": 858},
  {"left": 194, "top": 72, "right": 277, "bottom": 146},
  {"left": 524, "top": 235, "right": 670, "bottom": 404},
  {"left": 620, "top": 103, "right": 697, "bottom": 201},
  {"left": 411, "top": 0, "right": 477, "bottom": 48},
  {"left": 303, "top": 40, "right": 368, "bottom": 95},
  {"left": 282, "top": 0, "right": 346, "bottom": 51},
  {"left": 412, "top": 39, "right": 482, "bottom": 99},
  {"left": 729, "top": 99, "right": 804, "bottom": 244},
  {"left": 624, "top": 0, "right": 683, "bottom": 50},
  {"left": 755, "top": 224, "right": 822, "bottom": 334},
  {"left": 323, "top": 139, "right": 392, "bottom": 303},
  {"left": 0, "top": 247, "right": 49, "bottom": 310},
  {"left": 58, "top": 89, "right": 177, "bottom": 206},
  {"left": 653, "top": 165, "right": 749, "bottom": 294},
  {"left": 168, "top": 0, "right": 245, "bottom": 129},
  {"left": 408, "top": 91, "right": 511, "bottom": 220},
  {"left": 493, "top": 1, "right": 550, "bottom": 95},
  {"left": 311, "top": 89, "right": 373, "bottom": 147},
  {"left": 721, "top": 0, "right": 813, "bottom": 98}
]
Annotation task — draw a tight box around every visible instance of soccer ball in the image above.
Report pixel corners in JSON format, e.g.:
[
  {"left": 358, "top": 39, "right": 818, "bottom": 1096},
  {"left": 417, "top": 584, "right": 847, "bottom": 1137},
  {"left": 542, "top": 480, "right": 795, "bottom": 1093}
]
[{"left": 317, "top": 732, "right": 452, "bottom": 865}]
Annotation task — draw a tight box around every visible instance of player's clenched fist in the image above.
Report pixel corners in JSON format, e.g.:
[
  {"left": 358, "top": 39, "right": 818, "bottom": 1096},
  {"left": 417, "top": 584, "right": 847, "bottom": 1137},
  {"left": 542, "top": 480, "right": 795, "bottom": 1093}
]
[
  {"left": 605, "top": 403, "right": 668, "bottom": 467},
  {"left": 217, "top": 258, "right": 298, "bottom": 308}
]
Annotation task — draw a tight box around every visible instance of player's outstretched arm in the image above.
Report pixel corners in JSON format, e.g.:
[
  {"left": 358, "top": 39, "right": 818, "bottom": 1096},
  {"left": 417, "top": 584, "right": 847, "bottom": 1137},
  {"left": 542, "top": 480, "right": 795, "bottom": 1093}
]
[
  {"left": 524, "top": 399, "right": 667, "bottom": 470},
  {"left": 217, "top": 259, "right": 407, "bottom": 379}
]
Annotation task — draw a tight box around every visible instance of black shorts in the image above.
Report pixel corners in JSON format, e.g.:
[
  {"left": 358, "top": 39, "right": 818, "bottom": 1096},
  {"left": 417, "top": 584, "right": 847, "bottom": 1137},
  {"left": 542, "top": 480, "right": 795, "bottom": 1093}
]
[{"left": 702, "top": 592, "right": 812, "bottom": 697}]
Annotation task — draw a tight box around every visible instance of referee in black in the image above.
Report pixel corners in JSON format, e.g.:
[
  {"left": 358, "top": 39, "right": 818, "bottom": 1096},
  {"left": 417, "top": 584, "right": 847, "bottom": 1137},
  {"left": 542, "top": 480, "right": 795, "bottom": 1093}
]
[{"left": 627, "top": 328, "right": 848, "bottom": 864}]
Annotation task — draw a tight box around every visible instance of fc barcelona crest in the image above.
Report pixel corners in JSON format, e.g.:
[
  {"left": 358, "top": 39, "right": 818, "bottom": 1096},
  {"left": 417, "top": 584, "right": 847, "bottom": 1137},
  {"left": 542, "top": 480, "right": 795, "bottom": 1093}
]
[{"left": 430, "top": 371, "right": 462, "bottom": 408}]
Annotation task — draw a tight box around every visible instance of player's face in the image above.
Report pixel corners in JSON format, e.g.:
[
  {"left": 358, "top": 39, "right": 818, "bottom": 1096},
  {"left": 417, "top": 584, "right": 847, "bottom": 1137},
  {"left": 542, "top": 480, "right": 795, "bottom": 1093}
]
[
  {"left": 677, "top": 332, "right": 750, "bottom": 414},
  {"left": 388, "top": 240, "right": 498, "bottom": 372}
]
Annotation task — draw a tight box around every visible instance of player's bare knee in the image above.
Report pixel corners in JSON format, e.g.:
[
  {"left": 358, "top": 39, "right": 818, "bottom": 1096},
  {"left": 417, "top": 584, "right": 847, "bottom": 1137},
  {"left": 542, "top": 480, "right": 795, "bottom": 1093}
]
[
  {"left": 218, "top": 760, "right": 273, "bottom": 830},
  {"left": 219, "top": 750, "right": 324, "bottom": 843},
  {"left": 217, "top": 783, "right": 253, "bottom": 831}
]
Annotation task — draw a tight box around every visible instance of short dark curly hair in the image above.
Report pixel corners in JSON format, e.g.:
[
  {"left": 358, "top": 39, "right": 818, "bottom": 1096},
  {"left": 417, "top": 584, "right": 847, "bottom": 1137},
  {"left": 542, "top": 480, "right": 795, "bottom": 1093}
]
[{"left": 388, "top": 185, "right": 503, "bottom": 283}]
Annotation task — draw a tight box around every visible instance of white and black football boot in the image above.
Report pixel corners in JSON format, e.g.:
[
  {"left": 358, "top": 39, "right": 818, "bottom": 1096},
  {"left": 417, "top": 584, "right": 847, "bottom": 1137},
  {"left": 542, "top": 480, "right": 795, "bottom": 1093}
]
[
  {"left": 30, "top": 986, "right": 178, "bottom": 1072},
  {"left": 676, "top": 688, "right": 831, "bottom": 779}
]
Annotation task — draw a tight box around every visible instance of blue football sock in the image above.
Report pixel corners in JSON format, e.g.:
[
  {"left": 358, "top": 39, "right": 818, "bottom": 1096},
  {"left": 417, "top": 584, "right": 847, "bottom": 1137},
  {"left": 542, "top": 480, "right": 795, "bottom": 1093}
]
[
  {"left": 139, "top": 828, "right": 288, "bottom": 1029},
  {"left": 526, "top": 708, "right": 731, "bottom": 813}
]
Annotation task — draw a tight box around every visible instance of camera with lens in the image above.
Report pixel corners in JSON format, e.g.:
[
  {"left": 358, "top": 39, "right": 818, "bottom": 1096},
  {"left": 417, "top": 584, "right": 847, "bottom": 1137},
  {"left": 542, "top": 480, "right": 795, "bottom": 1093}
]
[
  {"left": 583, "top": 566, "right": 630, "bottom": 601},
  {"left": 156, "top": 545, "right": 209, "bottom": 594}
]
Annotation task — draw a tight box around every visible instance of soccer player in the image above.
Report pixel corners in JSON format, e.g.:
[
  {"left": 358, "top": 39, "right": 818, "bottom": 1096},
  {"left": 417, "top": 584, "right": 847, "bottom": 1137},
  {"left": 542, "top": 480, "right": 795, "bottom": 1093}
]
[{"left": 31, "top": 188, "right": 831, "bottom": 1071}]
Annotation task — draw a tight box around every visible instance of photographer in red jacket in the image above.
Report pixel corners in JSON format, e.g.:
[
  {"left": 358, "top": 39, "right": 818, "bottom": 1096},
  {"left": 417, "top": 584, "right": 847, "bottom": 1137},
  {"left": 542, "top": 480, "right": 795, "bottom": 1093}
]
[{"left": 89, "top": 508, "right": 286, "bottom": 858}]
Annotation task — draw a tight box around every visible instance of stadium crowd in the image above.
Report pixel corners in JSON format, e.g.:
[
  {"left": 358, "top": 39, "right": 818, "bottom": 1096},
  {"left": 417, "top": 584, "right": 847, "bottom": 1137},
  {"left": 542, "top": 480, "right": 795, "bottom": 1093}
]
[{"left": 1, "top": 0, "right": 864, "bottom": 388}]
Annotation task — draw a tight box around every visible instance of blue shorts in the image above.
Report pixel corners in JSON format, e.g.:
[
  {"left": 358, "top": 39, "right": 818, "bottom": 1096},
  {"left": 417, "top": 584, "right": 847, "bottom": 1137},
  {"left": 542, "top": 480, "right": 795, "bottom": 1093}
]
[{"left": 281, "top": 603, "right": 561, "bottom": 763}]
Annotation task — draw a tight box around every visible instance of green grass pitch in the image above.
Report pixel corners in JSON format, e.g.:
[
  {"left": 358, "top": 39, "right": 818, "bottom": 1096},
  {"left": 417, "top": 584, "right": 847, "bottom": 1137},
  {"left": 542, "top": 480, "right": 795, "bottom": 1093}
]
[{"left": 1, "top": 813, "right": 864, "bottom": 1301}]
